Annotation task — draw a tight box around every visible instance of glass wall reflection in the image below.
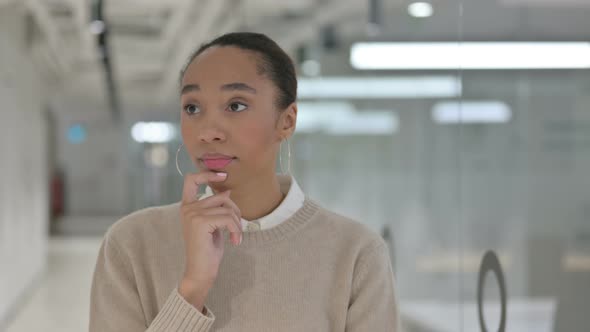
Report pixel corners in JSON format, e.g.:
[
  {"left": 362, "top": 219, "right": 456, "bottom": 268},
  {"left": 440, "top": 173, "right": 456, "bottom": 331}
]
[{"left": 57, "top": 1, "right": 589, "bottom": 331}]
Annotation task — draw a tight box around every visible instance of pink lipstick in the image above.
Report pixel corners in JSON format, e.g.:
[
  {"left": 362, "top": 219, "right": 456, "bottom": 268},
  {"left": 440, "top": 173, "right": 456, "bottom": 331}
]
[
  {"left": 202, "top": 158, "right": 233, "bottom": 169},
  {"left": 200, "top": 153, "right": 235, "bottom": 170}
]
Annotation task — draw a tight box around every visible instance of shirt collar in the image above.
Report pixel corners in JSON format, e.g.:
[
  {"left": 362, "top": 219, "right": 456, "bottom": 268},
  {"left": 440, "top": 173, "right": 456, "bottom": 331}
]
[{"left": 201, "top": 174, "right": 305, "bottom": 231}]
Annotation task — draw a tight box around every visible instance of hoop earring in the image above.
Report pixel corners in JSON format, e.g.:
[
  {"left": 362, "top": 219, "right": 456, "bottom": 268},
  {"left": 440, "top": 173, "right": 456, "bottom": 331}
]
[
  {"left": 175, "top": 143, "right": 185, "bottom": 177},
  {"left": 279, "top": 138, "right": 292, "bottom": 175}
]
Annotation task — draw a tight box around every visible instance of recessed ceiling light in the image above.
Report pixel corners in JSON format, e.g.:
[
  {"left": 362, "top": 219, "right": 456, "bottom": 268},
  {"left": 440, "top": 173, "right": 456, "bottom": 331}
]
[
  {"left": 408, "top": 2, "right": 434, "bottom": 18},
  {"left": 432, "top": 101, "right": 512, "bottom": 124},
  {"left": 298, "top": 76, "right": 461, "bottom": 99},
  {"left": 297, "top": 102, "right": 399, "bottom": 135},
  {"left": 131, "top": 122, "right": 176, "bottom": 143},
  {"left": 89, "top": 20, "right": 105, "bottom": 35},
  {"left": 350, "top": 42, "right": 590, "bottom": 70}
]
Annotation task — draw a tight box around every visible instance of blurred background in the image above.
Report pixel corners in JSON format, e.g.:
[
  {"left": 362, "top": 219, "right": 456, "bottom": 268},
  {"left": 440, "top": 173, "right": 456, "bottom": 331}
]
[{"left": 1, "top": 0, "right": 589, "bottom": 331}]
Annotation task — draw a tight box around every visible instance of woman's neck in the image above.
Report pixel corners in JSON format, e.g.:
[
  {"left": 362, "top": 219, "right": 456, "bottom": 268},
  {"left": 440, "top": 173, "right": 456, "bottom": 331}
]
[{"left": 212, "top": 174, "right": 286, "bottom": 221}]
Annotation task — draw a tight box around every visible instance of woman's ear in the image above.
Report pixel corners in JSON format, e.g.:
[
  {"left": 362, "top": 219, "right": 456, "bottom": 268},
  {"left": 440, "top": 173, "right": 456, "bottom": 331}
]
[{"left": 277, "top": 103, "right": 297, "bottom": 139}]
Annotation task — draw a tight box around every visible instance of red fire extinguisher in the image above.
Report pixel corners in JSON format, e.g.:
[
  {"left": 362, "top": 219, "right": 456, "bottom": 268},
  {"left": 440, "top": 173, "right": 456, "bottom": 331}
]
[{"left": 50, "top": 169, "right": 64, "bottom": 219}]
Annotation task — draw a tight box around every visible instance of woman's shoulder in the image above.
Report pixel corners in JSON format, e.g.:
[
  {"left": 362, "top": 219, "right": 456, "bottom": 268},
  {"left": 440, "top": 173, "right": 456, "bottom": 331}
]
[
  {"left": 309, "top": 199, "right": 388, "bottom": 252},
  {"left": 103, "top": 201, "right": 181, "bottom": 247}
]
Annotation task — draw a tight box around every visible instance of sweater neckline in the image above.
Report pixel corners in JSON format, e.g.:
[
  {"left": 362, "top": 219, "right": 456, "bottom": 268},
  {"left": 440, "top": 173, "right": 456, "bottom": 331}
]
[{"left": 229, "top": 197, "right": 320, "bottom": 247}]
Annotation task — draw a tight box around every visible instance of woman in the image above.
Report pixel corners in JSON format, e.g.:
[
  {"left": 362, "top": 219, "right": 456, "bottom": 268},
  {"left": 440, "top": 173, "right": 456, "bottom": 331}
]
[{"left": 90, "top": 32, "right": 399, "bottom": 331}]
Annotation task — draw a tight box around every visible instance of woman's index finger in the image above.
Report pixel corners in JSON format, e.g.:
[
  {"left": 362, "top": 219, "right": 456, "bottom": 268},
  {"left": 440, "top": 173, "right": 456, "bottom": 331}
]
[{"left": 181, "top": 172, "right": 227, "bottom": 204}]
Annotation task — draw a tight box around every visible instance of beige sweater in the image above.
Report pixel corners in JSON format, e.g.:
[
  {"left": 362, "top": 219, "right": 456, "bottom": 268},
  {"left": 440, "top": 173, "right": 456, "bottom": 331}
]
[{"left": 89, "top": 197, "right": 399, "bottom": 331}]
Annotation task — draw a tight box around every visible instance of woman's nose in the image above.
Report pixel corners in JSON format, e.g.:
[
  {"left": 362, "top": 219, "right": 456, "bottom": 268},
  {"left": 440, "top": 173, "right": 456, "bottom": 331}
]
[{"left": 197, "top": 121, "right": 226, "bottom": 143}]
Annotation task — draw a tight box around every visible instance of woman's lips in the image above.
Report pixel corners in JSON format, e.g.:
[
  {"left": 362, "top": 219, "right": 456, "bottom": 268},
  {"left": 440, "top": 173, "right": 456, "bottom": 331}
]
[{"left": 202, "top": 158, "right": 234, "bottom": 170}]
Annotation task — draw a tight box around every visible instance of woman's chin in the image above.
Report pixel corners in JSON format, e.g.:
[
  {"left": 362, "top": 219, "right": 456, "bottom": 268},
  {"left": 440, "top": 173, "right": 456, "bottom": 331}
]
[{"left": 208, "top": 181, "right": 231, "bottom": 193}]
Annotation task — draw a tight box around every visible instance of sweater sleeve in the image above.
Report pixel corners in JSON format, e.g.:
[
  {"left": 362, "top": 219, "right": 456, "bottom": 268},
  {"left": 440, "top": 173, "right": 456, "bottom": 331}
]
[
  {"left": 345, "top": 240, "right": 400, "bottom": 331},
  {"left": 89, "top": 234, "right": 215, "bottom": 332}
]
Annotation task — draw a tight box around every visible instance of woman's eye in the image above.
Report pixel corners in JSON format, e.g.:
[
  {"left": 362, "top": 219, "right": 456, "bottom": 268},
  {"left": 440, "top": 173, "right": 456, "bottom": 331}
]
[
  {"left": 228, "top": 102, "right": 247, "bottom": 112},
  {"left": 183, "top": 104, "right": 200, "bottom": 115}
]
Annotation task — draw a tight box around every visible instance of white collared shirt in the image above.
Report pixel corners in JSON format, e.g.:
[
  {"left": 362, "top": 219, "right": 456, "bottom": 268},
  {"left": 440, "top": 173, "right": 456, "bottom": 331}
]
[{"left": 198, "top": 174, "right": 305, "bottom": 232}]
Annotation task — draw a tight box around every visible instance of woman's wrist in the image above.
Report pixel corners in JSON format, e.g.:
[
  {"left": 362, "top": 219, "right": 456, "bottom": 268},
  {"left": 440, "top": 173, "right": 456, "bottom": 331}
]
[{"left": 178, "top": 278, "right": 210, "bottom": 313}]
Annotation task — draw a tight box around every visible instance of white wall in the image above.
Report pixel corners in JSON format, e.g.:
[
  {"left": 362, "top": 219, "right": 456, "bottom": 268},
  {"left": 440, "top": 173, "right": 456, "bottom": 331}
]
[{"left": 0, "top": 6, "right": 50, "bottom": 329}]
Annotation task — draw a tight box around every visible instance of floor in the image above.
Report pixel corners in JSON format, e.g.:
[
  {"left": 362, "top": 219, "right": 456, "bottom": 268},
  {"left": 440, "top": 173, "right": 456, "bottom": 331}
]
[{"left": 4, "top": 236, "right": 103, "bottom": 332}]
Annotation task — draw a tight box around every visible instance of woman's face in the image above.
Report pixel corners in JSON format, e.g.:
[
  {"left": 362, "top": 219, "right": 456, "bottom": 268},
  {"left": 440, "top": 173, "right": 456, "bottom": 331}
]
[{"left": 179, "top": 46, "right": 294, "bottom": 188}]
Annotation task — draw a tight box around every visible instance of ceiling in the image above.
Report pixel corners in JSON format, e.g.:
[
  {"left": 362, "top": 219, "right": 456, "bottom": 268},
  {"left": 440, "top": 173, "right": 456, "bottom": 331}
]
[{"left": 6, "top": 0, "right": 590, "bottom": 113}]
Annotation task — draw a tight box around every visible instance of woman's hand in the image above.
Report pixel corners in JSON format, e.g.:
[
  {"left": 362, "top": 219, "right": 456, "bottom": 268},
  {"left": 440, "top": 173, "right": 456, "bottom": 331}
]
[{"left": 178, "top": 170, "right": 242, "bottom": 312}]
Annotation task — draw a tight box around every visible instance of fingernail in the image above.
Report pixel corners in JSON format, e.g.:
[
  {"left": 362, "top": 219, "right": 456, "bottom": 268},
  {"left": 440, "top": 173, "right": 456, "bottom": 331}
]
[{"left": 217, "top": 172, "right": 227, "bottom": 177}]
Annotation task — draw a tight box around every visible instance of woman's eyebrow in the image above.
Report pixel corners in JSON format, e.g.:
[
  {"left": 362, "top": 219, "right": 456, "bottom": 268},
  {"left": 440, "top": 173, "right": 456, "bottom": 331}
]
[
  {"left": 181, "top": 82, "right": 257, "bottom": 95},
  {"left": 221, "top": 82, "right": 257, "bottom": 94},
  {"left": 181, "top": 84, "right": 199, "bottom": 95}
]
